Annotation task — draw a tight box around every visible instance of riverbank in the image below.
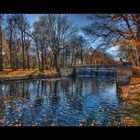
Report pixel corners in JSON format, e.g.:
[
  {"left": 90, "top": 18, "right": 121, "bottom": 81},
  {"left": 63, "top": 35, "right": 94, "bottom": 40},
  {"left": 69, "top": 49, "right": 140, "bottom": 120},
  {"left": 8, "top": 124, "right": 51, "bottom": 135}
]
[
  {"left": 117, "top": 77, "right": 140, "bottom": 126},
  {"left": 116, "top": 67, "right": 140, "bottom": 126},
  {"left": 0, "top": 69, "right": 59, "bottom": 82}
]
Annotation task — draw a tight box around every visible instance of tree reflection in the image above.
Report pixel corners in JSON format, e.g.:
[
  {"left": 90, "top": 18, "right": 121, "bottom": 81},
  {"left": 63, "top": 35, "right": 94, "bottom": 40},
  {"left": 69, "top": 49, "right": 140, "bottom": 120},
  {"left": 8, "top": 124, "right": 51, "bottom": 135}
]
[
  {"left": 0, "top": 87, "right": 4, "bottom": 120},
  {"left": 62, "top": 78, "right": 84, "bottom": 113},
  {"left": 49, "top": 80, "right": 60, "bottom": 107},
  {"left": 0, "top": 78, "right": 119, "bottom": 126}
]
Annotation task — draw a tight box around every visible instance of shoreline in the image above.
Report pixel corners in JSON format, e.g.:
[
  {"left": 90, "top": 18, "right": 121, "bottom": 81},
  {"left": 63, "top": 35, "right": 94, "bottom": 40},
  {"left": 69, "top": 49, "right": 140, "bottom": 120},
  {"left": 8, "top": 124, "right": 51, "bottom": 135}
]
[
  {"left": 0, "top": 69, "right": 60, "bottom": 83},
  {"left": 0, "top": 74, "right": 60, "bottom": 83},
  {"left": 116, "top": 77, "right": 140, "bottom": 126}
]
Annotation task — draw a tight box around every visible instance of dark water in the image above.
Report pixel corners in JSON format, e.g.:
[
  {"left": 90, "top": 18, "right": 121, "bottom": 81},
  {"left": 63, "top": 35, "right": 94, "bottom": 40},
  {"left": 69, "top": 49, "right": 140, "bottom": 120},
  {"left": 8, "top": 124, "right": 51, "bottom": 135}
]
[{"left": 0, "top": 77, "right": 122, "bottom": 126}]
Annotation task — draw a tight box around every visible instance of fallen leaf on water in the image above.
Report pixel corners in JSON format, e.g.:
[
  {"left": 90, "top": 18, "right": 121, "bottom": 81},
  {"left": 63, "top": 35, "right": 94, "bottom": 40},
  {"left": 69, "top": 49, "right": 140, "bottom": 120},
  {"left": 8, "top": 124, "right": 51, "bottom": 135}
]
[
  {"left": 0, "top": 118, "right": 5, "bottom": 123},
  {"left": 121, "top": 117, "right": 135, "bottom": 126},
  {"left": 112, "top": 121, "right": 118, "bottom": 126},
  {"left": 79, "top": 123, "right": 84, "bottom": 126},
  {"left": 16, "top": 108, "right": 22, "bottom": 112},
  {"left": 51, "top": 123, "right": 55, "bottom": 126},
  {"left": 15, "top": 124, "right": 22, "bottom": 126}
]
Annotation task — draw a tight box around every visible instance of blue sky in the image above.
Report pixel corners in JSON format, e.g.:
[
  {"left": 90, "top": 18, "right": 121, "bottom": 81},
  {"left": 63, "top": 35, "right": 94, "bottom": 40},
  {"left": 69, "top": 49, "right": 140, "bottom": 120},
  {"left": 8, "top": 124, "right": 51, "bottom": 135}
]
[
  {"left": 4, "top": 14, "right": 90, "bottom": 27},
  {"left": 25, "top": 14, "right": 90, "bottom": 27},
  {"left": 25, "top": 14, "right": 91, "bottom": 38}
]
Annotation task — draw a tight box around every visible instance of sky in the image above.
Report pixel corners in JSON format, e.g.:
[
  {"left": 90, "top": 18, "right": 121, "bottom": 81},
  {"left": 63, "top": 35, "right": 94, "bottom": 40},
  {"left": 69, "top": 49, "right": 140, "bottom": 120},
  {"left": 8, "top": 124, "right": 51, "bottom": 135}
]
[
  {"left": 25, "top": 14, "right": 90, "bottom": 28},
  {"left": 4, "top": 14, "right": 90, "bottom": 28}
]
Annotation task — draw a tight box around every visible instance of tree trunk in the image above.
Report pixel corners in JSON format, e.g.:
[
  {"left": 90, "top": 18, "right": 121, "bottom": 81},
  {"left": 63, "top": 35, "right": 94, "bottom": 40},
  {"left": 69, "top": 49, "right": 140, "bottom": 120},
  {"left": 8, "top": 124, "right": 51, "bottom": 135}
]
[
  {"left": 53, "top": 52, "right": 59, "bottom": 72},
  {"left": 0, "top": 29, "right": 3, "bottom": 71},
  {"left": 49, "top": 54, "right": 53, "bottom": 70},
  {"left": 22, "top": 34, "right": 25, "bottom": 70},
  {"left": 41, "top": 48, "right": 44, "bottom": 69},
  {"left": 9, "top": 28, "right": 13, "bottom": 71},
  {"left": 27, "top": 54, "right": 30, "bottom": 70},
  {"left": 134, "top": 14, "right": 140, "bottom": 67},
  {"left": 35, "top": 41, "right": 41, "bottom": 70},
  {"left": 25, "top": 43, "right": 30, "bottom": 70}
]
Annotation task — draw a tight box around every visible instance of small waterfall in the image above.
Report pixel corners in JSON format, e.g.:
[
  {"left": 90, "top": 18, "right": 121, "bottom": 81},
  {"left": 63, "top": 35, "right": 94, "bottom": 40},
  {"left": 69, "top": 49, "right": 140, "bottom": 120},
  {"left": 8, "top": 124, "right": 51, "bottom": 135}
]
[{"left": 75, "top": 67, "right": 116, "bottom": 79}]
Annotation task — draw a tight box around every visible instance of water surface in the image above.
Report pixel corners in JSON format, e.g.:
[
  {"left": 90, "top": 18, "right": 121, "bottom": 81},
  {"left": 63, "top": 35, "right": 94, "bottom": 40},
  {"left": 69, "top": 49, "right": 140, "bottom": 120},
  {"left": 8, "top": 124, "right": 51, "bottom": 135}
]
[{"left": 0, "top": 77, "right": 122, "bottom": 126}]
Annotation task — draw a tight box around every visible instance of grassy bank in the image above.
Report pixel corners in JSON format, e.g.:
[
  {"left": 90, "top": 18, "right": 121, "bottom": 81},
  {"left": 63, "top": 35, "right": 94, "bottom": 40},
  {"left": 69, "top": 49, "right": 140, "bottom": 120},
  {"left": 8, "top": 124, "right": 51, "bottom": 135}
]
[
  {"left": 117, "top": 67, "right": 140, "bottom": 126},
  {"left": 0, "top": 69, "right": 58, "bottom": 79},
  {"left": 119, "top": 78, "right": 140, "bottom": 126}
]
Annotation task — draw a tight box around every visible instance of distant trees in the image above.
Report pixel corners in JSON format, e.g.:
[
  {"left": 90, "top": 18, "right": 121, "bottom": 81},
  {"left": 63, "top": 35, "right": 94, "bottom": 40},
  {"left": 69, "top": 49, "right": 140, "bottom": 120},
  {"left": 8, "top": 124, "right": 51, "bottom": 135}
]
[
  {"left": 83, "top": 14, "right": 140, "bottom": 66},
  {"left": 62, "top": 35, "right": 89, "bottom": 67},
  {"left": 88, "top": 49, "right": 118, "bottom": 67}
]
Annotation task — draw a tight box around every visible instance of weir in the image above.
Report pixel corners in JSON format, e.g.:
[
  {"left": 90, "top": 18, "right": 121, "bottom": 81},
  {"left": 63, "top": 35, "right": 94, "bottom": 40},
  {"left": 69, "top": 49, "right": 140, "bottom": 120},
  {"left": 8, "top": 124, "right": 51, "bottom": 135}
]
[
  {"left": 60, "top": 66, "right": 132, "bottom": 84},
  {"left": 75, "top": 67, "right": 116, "bottom": 79}
]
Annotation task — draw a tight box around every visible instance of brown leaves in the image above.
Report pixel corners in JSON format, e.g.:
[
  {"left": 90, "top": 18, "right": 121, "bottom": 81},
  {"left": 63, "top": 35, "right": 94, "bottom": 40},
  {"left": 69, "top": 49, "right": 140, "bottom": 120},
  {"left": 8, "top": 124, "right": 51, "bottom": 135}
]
[
  {"left": 119, "top": 86, "right": 129, "bottom": 100},
  {"left": 130, "top": 78, "right": 140, "bottom": 85},
  {"left": 0, "top": 118, "right": 5, "bottom": 123},
  {"left": 125, "top": 39, "right": 140, "bottom": 47},
  {"left": 121, "top": 117, "right": 135, "bottom": 126}
]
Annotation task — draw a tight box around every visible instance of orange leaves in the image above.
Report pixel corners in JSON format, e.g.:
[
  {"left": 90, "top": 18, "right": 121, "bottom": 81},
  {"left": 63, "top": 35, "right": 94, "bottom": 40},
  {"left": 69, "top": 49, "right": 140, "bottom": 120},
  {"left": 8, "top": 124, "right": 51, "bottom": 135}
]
[
  {"left": 131, "top": 66, "right": 140, "bottom": 78},
  {"left": 0, "top": 69, "right": 59, "bottom": 79},
  {"left": 112, "top": 121, "right": 119, "bottom": 126},
  {"left": 32, "top": 69, "right": 58, "bottom": 76},
  {"left": 120, "top": 86, "right": 129, "bottom": 99},
  {"left": 124, "top": 39, "right": 140, "bottom": 47},
  {"left": 15, "top": 107, "right": 22, "bottom": 112},
  {"left": 9, "top": 69, "right": 35, "bottom": 77},
  {"left": 0, "top": 118, "right": 5, "bottom": 123},
  {"left": 43, "top": 70, "right": 57, "bottom": 76},
  {"left": 15, "top": 124, "right": 22, "bottom": 126},
  {"left": 121, "top": 117, "right": 135, "bottom": 126},
  {"left": 130, "top": 78, "right": 140, "bottom": 84}
]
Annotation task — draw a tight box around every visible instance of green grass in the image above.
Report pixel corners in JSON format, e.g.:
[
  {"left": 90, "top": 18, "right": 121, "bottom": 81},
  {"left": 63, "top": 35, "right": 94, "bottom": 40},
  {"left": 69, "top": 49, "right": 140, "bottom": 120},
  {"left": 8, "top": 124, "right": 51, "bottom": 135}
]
[
  {"left": 129, "top": 90, "right": 140, "bottom": 94},
  {"left": 133, "top": 114, "right": 140, "bottom": 126},
  {"left": 125, "top": 92, "right": 140, "bottom": 125}
]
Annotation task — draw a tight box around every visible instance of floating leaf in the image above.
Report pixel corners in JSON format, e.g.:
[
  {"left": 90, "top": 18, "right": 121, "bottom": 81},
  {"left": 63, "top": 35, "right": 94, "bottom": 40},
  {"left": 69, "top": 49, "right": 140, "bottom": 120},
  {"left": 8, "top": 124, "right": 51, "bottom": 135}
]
[
  {"left": 0, "top": 118, "right": 5, "bottom": 123},
  {"left": 79, "top": 123, "right": 84, "bottom": 126}
]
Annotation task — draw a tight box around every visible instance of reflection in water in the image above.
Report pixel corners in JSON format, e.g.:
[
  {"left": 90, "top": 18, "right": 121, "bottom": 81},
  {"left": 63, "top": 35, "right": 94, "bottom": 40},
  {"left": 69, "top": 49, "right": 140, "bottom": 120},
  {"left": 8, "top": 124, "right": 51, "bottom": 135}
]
[{"left": 0, "top": 77, "right": 122, "bottom": 126}]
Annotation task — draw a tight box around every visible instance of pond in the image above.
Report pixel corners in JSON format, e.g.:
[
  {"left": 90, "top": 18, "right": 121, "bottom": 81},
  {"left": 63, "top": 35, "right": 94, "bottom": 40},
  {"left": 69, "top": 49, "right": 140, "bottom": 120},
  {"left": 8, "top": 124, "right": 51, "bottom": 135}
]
[{"left": 0, "top": 77, "right": 123, "bottom": 126}]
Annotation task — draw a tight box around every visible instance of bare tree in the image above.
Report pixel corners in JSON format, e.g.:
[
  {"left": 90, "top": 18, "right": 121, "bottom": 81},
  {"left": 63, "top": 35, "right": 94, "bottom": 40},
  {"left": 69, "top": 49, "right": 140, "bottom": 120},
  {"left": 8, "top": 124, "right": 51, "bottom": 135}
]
[
  {"left": 32, "top": 14, "right": 78, "bottom": 72},
  {"left": 46, "top": 14, "right": 78, "bottom": 71},
  {"left": 14, "top": 14, "right": 30, "bottom": 70},
  {"left": 64, "top": 35, "right": 89, "bottom": 67},
  {"left": 5, "top": 15, "right": 17, "bottom": 70}
]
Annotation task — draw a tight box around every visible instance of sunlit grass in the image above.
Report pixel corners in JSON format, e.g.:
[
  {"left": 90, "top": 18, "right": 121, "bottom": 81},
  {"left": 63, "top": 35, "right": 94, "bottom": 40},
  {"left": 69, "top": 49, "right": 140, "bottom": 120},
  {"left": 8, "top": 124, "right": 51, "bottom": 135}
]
[{"left": 0, "top": 69, "right": 58, "bottom": 78}]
